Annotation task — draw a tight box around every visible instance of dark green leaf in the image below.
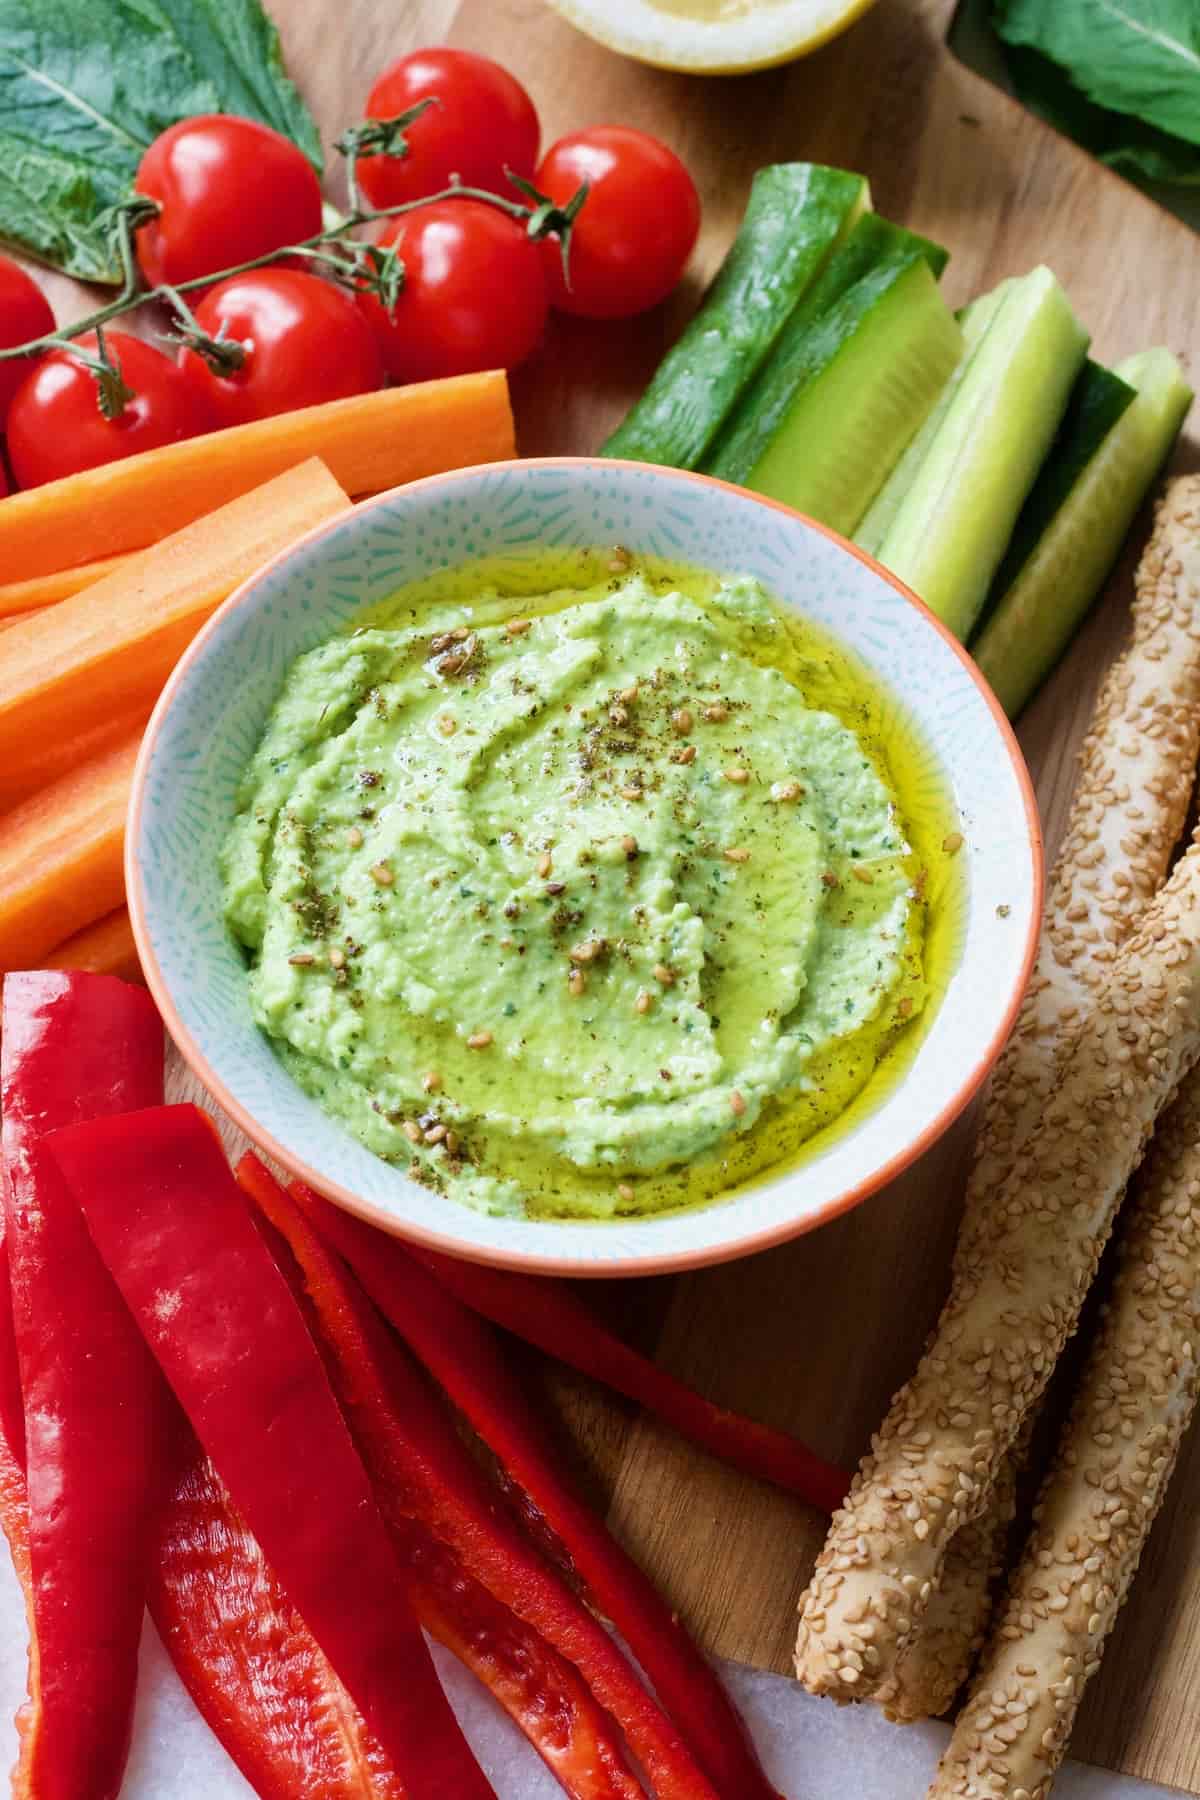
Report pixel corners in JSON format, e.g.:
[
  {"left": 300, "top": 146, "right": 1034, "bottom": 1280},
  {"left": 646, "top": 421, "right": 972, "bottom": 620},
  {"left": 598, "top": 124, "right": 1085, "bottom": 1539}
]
[
  {"left": 994, "top": 0, "right": 1200, "bottom": 150},
  {"left": 0, "top": 0, "right": 321, "bottom": 282},
  {"left": 999, "top": 33, "right": 1200, "bottom": 190},
  {"left": 1103, "top": 131, "right": 1200, "bottom": 185}
]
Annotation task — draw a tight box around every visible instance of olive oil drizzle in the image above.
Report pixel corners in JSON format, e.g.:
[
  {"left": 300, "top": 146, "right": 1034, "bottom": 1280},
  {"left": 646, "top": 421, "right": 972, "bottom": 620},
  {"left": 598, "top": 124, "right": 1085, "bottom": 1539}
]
[{"left": 354, "top": 546, "right": 965, "bottom": 1219}]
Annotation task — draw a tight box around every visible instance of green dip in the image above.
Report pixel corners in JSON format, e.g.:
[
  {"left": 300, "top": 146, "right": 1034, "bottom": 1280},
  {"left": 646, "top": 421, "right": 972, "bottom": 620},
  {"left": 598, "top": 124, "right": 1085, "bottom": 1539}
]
[{"left": 222, "top": 562, "right": 929, "bottom": 1219}]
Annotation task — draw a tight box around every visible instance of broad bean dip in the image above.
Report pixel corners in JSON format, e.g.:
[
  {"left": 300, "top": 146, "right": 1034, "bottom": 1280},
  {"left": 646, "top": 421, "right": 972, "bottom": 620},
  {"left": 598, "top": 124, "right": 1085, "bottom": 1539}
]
[{"left": 222, "top": 563, "right": 928, "bottom": 1218}]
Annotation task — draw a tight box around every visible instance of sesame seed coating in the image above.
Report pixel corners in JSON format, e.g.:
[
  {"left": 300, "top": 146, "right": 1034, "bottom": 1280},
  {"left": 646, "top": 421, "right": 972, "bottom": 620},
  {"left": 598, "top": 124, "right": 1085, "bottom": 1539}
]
[
  {"left": 930, "top": 1064, "right": 1200, "bottom": 1797},
  {"left": 798, "top": 479, "right": 1200, "bottom": 1717}
]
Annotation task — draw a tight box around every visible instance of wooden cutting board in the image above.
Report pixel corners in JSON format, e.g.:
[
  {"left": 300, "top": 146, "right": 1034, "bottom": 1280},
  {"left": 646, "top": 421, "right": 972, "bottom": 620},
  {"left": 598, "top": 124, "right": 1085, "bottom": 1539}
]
[{"left": 159, "top": 0, "right": 1200, "bottom": 1790}]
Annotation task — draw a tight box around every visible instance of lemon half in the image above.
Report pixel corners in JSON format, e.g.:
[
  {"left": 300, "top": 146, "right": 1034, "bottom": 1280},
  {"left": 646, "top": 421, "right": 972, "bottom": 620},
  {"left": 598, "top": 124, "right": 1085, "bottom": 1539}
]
[{"left": 546, "top": 0, "right": 879, "bottom": 74}]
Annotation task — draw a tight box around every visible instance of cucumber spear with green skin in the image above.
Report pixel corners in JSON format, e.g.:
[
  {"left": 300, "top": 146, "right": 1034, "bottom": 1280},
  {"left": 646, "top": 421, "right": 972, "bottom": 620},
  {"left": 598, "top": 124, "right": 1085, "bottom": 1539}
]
[
  {"left": 872, "top": 266, "right": 1090, "bottom": 642},
  {"left": 973, "top": 347, "right": 1193, "bottom": 716},
  {"left": 602, "top": 163, "right": 869, "bottom": 470},
  {"left": 854, "top": 281, "right": 1013, "bottom": 558},
  {"left": 705, "top": 216, "right": 960, "bottom": 536}
]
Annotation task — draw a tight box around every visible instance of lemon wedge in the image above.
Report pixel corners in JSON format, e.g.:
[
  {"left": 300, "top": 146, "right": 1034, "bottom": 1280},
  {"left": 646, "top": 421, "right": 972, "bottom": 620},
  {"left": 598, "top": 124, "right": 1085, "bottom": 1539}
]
[{"left": 546, "top": 0, "right": 878, "bottom": 73}]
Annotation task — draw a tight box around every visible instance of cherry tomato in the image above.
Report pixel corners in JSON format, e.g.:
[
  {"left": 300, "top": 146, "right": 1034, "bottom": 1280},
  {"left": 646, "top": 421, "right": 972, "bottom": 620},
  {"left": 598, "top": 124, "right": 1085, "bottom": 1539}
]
[
  {"left": 176, "top": 268, "right": 386, "bottom": 429},
  {"left": 134, "top": 116, "right": 323, "bottom": 288},
  {"left": 8, "top": 332, "right": 206, "bottom": 489},
  {"left": 359, "top": 201, "right": 548, "bottom": 383},
  {"left": 536, "top": 127, "right": 700, "bottom": 321},
  {"left": 356, "top": 48, "right": 539, "bottom": 210},
  {"left": 0, "top": 259, "right": 54, "bottom": 427}
]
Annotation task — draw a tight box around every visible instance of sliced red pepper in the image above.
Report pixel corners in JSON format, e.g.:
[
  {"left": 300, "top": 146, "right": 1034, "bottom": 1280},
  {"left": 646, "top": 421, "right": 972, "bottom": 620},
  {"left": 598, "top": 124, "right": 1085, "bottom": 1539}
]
[
  {"left": 2, "top": 970, "right": 170, "bottom": 1800},
  {"left": 237, "top": 1153, "right": 680, "bottom": 1800},
  {"left": 47, "top": 1103, "right": 493, "bottom": 1800},
  {"left": 0, "top": 1169, "right": 405, "bottom": 1800},
  {"left": 0, "top": 1229, "right": 25, "bottom": 1476},
  {"left": 0, "top": 1233, "right": 32, "bottom": 1704},
  {"left": 290, "top": 1185, "right": 782, "bottom": 1800},
  {"left": 412, "top": 1247, "right": 847, "bottom": 1513},
  {"left": 410, "top": 1556, "right": 643, "bottom": 1800},
  {"left": 150, "top": 1433, "right": 406, "bottom": 1800}
]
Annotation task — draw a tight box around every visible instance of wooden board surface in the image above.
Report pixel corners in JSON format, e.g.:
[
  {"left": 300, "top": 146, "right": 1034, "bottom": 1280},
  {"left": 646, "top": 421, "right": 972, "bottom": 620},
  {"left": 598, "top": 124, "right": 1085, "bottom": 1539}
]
[{"left": 138, "top": 0, "right": 1200, "bottom": 1790}]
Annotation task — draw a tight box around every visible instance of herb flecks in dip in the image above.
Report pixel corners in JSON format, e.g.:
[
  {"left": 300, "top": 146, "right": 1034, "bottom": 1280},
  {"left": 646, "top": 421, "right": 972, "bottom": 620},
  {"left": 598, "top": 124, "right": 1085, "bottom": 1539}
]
[{"left": 223, "top": 567, "right": 929, "bottom": 1218}]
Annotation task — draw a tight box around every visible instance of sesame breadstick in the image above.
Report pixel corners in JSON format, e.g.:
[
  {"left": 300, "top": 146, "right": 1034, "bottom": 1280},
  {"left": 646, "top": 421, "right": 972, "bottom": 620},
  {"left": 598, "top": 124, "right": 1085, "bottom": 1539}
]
[
  {"left": 930, "top": 1063, "right": 1200, "bottom": 1799},
  {"left": 795, "top": 833, "right": 1200, "bottom": 1703},
  {"left": 877, "top": 476, "right": 1200, "bottom": 1720},
  {"left": 879, "top": 1457, "right": 1020, "bottom": 1722},
  {"left": 964, "top": 474, "right": 1200, "bottom": 1244}
]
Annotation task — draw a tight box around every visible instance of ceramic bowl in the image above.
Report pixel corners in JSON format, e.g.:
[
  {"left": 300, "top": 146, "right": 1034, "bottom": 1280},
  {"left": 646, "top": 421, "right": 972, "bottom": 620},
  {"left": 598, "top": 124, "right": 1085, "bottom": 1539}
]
[{"left": 129, "top": 458, "right": 1042, "bottom": 1275}]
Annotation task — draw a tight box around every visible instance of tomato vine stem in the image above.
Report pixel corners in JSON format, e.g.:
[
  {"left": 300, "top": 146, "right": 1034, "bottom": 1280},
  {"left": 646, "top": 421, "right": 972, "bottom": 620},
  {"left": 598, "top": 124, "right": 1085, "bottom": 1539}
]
[{"left": 0, "top": 147, "right": 586, "bottom": 365}]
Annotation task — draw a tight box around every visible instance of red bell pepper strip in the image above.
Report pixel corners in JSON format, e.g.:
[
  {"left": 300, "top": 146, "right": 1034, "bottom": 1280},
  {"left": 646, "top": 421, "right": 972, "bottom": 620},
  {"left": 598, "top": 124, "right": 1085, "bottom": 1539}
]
[
  {"left": 0, "top": 1179, "right": 407, "bottom": 1800},
  {"left": 0, "top": 1234, "right": 31, "bottom": 1694},
  {"left": 412, "top": 1248, "right": 847, "bottom": 1513},
  {"left": 47, "top": 1103, "right": 493, "bottom": 1800},
  {"left": 291, "top": 1185, "right": 782, "bottom": 1800},
  {"left": 2, "top": 969, "right": 170, "bottom": 1800},
  {"left": 149, "top": 1433, "right": 406, "bottom": 1800},
  {"left": 0, "top": 1228, "right": 25, "bottom": 1477},
  {"left": 236, "top": 1154, "right": 679, "bottom": 1800}
]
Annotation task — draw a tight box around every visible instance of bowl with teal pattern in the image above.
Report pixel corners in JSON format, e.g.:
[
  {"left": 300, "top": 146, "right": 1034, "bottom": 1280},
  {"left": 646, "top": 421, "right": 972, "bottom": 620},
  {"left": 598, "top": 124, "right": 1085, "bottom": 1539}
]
[{"left": 129, "top": 458, "right": 1042, "bottom": 1275}]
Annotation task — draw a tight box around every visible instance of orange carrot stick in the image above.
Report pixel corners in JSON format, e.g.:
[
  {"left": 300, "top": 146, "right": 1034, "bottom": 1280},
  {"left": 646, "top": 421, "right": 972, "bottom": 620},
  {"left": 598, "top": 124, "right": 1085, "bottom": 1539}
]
[
  {"left": 0, "top": 737, "right": 140, "bottom": 970},
  {"left": 44, "top": 910, "right": 142, "bottom": 983},
  {"left": 0, "top": 457, "right": 350, "bottom": 812},
  {"left": 0, "top": 373, "right": 514, "bottom": 583},
  {"left": 0, "top": 555, "right": 132, "bottom": 619}
]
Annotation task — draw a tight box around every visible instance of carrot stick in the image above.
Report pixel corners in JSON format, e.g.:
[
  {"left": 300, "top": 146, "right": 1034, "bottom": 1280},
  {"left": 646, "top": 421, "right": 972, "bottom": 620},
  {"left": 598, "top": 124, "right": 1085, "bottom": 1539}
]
[
  {"left": 0, "top": 737, "right": 139, "bottom": 970},
  {"left": 44, "top": 910, "right": 142, "bottom": 984},
  {"left": 0, "top": 374, "right": 514, "bottom": 583},
  {"left": 0, "top": 709, "right": 149, "bottom": 819},
  {"left": 0, "top": 457, "right": 350, "bottom": 812},
  {"left": 0, "top": 554, "right": 132, "bottom": 619}
]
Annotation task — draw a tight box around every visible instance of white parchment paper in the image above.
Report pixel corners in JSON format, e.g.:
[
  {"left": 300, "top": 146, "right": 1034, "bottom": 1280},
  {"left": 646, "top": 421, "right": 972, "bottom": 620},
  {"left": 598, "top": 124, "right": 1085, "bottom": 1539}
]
[{"left": 0, "top": 1547, "right": 1172, "bottom": 1799}]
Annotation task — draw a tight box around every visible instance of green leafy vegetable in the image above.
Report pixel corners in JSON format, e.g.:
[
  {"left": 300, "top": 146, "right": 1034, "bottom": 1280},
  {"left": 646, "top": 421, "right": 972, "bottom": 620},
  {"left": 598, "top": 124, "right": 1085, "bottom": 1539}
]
[
  {"left": 0, "top": 0, "right": 322, "bottom": 283},
  {"left": 994, "top": 1, "right": 1200, "bottom": 189},
  {"left": 1001, "top": 35, "right": 1200, "bottom": 187}
]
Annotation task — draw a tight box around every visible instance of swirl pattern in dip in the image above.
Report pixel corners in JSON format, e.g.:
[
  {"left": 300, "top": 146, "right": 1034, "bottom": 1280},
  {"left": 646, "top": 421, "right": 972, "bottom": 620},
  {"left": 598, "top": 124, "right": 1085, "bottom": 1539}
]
[{"left": 223, "top": 566, "right": 927, "bottom": 1218}]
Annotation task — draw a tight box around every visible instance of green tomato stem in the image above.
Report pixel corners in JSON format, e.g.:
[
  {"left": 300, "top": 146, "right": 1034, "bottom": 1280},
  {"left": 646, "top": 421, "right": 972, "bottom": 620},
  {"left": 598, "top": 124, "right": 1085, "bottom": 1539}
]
[{"left": 0, "top": 176, "right": 581, "bottom": 363}]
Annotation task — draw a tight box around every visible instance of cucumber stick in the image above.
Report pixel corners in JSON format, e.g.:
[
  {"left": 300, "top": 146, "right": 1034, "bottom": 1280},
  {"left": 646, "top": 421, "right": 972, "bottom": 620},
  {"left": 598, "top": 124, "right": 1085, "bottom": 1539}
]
[
  {"left": 973, "top": 348, "right": 1193, "bottom": 716},
  {"left": 983, "top": 359, "right": 1136, "bottom": 603},
  {"left": 601, "top": 164, "right": 869, "bottom": 469},
  {"left": 873, "top": 267, "right": 1090, "bottom": 641},
  {"left": 705, "top": 251, "right": 962, "bottom": 536},
  {"left": 854, "top": 281, "right": 1013, "bottom": 557},
  {"left": 707, "top": 215, "right": 953, "bottom": 480}
]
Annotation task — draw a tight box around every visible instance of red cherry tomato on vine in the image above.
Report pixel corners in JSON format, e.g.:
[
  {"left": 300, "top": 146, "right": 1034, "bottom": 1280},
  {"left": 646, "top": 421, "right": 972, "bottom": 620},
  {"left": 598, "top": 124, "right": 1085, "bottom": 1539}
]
[
  {"left": 0, "top": 258, "right": 54, "bottom": 427},
  {"left": 356, "top": 48, "right": 539, "bottom": 210},
  {"left": 536, "top": 126, "right": 700, "bottom": 320},
  {"left": 359, "top": 201, "right": 548, "bottom": 384},
  {"left": 134, "top": 116, "right": 323, "bottom": 288},
  {"left": 176, "top": 269, "right": 385, "bottom": 429},
  {"left": 7, "top": 332, "right": 206, "bottom": 489}
]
